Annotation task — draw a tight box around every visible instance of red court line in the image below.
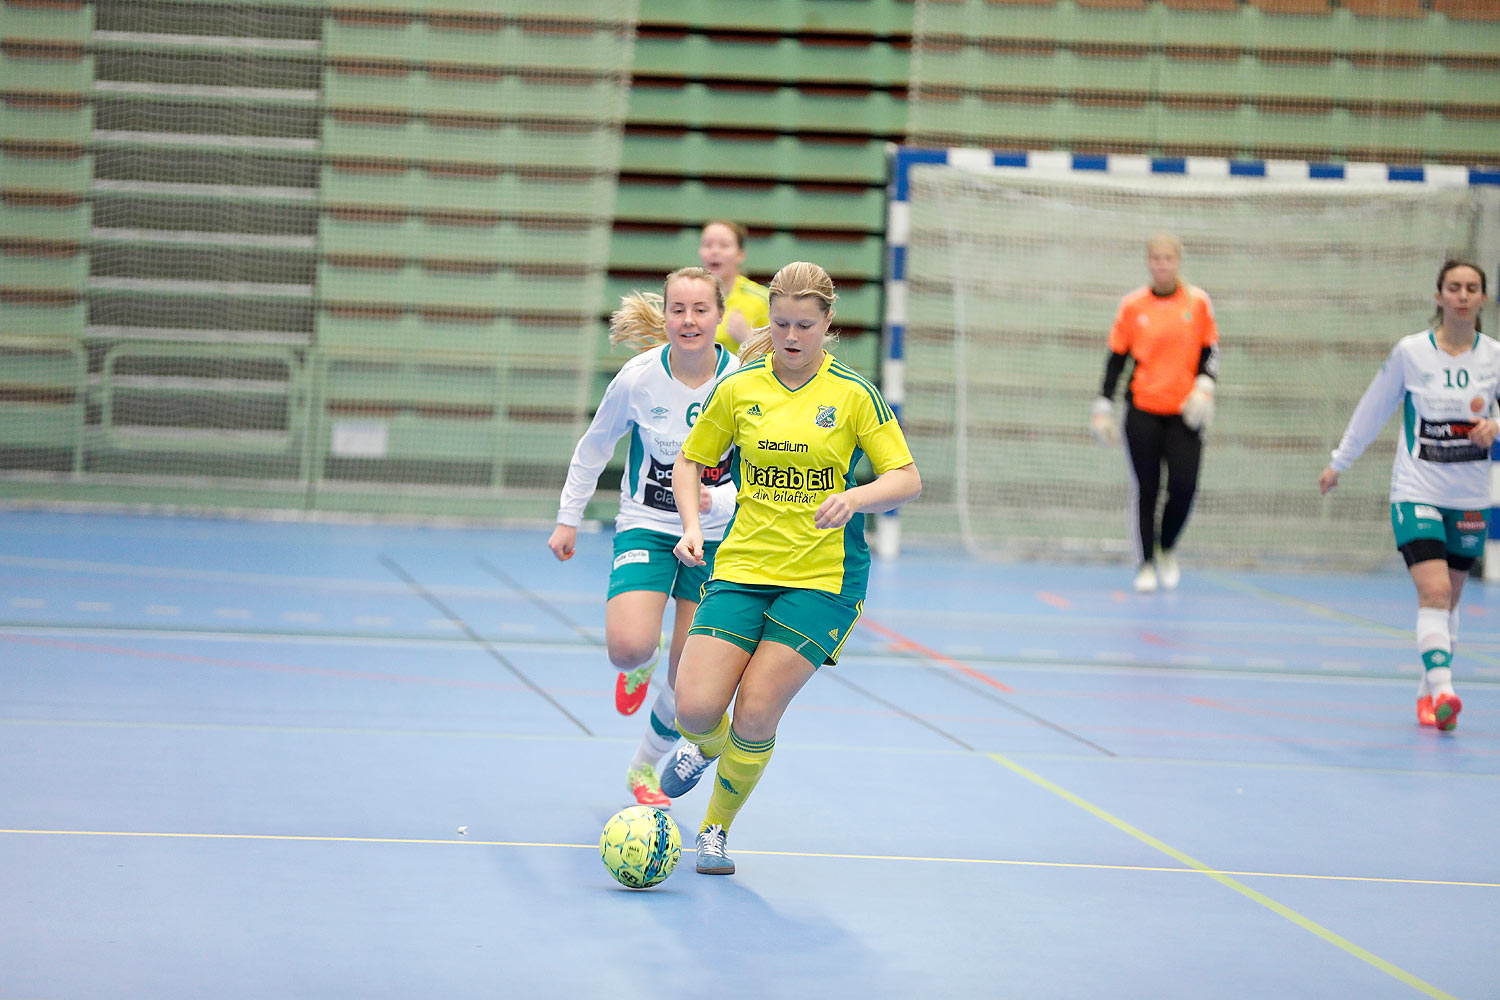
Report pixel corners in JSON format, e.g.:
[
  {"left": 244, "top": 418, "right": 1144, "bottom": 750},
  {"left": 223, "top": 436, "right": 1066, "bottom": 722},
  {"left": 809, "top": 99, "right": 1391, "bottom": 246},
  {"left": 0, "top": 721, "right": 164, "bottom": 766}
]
[
  {"left": 857, "top": 616, "right": 1014, "bottom": 693},
  {"left": 1037, "top": 591, "right": 1071, "bottom": 609}
]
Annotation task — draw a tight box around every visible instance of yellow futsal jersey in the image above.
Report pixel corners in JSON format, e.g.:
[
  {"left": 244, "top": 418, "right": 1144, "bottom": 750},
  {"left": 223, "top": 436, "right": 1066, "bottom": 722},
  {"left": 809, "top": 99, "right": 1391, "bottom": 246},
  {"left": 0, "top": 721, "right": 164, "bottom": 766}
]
[
  {"left": 682, "top": 351, "right": 914, "bottom": 598},
  {"left": 714, "top": 274, "right": 771, "bottom": 352}
]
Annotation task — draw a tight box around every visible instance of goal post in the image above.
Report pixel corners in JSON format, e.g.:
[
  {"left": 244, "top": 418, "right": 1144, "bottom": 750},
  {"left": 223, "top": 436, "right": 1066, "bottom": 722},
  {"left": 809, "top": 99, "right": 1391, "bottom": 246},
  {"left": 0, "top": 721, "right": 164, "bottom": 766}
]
[{"left": 882, "top": 148, "right": 1500, "bottom": 569}]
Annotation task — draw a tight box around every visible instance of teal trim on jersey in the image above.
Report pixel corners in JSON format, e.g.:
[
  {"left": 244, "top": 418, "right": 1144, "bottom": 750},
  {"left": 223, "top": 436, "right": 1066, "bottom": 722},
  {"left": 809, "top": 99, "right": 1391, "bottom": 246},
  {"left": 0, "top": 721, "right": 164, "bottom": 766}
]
[
  {"left": 719, "top": 448, "right": 744, "bottom": 542},
  {"left": 772, "top": 364, "right": 819, "bottom": 393},
  {"left": 839, "top": 443, "right": 871, "bottom": 598},
  {"left": 701, "top": 355, "right": 766, "bottom": 410},
  {"left": 834, "top": 358, "right": 888, "bottom": 416},
  {"left": 1426, "top": 329, "right": 1481, "bottom": 353},
  {"left": 829, "top": 362, "right": 893, "bottom": 423},
  {"left": 840, "top": 511, "right": 871, "bottom": 599},
  {"left": 846, "top": 445, "right": 865, "bottom": 489},
  {"left": 1403, "top": 392, "right": 1417, "bottom": 454},
  {"left": 830, "top": 359, "right": 889, "bottom": 409},
  {"left": 661, "top": 343, "right": 727, "bottom": 381},
  {"left": 627, "top": 426, "right": 644, "bottom": 496}
]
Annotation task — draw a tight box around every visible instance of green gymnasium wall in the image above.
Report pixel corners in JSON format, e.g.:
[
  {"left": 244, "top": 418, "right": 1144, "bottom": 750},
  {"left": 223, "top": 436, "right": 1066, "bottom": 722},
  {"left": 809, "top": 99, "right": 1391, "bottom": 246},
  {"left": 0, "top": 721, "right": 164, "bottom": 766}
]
[{"left": 4, "top": 0, "right": 1500, "bottom": 521}]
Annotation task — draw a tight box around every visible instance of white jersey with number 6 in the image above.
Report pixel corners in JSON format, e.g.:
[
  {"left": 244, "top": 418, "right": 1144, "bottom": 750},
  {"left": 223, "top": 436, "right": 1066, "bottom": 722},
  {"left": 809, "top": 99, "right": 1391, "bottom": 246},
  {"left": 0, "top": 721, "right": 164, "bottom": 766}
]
[
  {"left": 1329, "top": 330, "right": 1500, "bottom": 508},
  {"left": 555, "top": 343, "right": 739, "bottom": 539}
]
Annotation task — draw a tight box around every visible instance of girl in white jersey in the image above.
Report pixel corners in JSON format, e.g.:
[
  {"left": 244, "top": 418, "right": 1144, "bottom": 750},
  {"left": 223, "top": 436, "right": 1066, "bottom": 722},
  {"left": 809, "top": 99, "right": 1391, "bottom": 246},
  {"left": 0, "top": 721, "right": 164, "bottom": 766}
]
[
  {"left": 547, "top": 267, "right": 739, "bottom": 806},
  {"left": 1319, "top": 259, "right": 1493, "bottom": 732}
]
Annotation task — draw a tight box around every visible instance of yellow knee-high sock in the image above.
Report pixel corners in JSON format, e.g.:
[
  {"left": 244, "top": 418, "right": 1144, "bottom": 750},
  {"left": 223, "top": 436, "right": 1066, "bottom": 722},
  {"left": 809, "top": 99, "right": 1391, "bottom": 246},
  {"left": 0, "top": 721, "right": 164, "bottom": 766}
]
[
  {"left": 676, "top": 712, "right": 731, "bottom": 759},
  {"left": 702, "top": 728, "right": 775, "bottom": 832}
]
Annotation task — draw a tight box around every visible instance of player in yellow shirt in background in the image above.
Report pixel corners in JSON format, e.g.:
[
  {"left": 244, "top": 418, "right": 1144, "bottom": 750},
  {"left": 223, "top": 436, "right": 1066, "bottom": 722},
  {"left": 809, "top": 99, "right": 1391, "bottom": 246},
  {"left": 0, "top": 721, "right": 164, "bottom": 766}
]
[
  {"left": 662, "top": 261, "right": 922, "bottom": 875},
  {"left": 698, "top": 219, "right": 770, "bottom": 350}
]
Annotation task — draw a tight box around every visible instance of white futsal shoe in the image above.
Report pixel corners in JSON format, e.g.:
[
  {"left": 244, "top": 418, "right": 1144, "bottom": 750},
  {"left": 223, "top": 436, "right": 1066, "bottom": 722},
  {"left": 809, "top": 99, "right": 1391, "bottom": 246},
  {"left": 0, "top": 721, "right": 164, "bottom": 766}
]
[
  {"left": 1157, "top": 551, "right": 1180, "bottom": 590},
  {"left": 1133, "top": 562, "right": 1158, "bottom": 593}
]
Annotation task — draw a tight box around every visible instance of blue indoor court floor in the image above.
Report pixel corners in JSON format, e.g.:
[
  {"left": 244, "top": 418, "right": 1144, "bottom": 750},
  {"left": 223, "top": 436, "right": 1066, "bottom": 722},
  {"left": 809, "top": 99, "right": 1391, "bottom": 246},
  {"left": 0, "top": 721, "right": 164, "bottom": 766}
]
[{"left": 1, "top": 510, "right": 1496, "bottom": 999}]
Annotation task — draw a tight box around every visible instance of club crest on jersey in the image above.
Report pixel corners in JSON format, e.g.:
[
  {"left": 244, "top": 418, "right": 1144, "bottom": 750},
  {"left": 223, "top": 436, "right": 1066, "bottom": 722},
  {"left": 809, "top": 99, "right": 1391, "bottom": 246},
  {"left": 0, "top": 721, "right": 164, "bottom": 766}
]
[
  {"left": 747, "top": 403, "right": 762, "bottom": 417},
  {"left": 814, "top": 405, "right": 837, "bottom": 429}
]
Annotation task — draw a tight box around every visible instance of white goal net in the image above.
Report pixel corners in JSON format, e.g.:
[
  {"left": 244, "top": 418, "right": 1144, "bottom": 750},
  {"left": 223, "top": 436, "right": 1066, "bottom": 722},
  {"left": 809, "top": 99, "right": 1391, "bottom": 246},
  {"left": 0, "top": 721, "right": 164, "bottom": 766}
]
[{"left": 896, "top": 163, "right": 1499, "bottom": 570}]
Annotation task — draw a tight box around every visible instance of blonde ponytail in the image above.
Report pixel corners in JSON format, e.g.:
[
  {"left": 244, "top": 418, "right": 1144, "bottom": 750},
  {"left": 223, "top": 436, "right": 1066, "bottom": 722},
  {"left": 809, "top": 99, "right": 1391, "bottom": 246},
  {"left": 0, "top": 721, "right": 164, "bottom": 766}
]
[
  {"left": 739, "top": 327, "right": 773, "bottom": 364},
  {"left": 609, "top": 291, "right": 667, "bottom": 350}
]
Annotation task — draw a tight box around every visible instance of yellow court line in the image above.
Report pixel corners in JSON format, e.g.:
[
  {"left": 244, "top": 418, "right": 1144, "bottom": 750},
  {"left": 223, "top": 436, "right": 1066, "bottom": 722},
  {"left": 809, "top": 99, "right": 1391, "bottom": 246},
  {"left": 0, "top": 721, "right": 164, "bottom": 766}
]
[
  {"left": 2, "top": 829, "right": 1495, "bottom": 890},
  {"left": 989, "top": 753, "right": 1459, "bottom": 1000}
]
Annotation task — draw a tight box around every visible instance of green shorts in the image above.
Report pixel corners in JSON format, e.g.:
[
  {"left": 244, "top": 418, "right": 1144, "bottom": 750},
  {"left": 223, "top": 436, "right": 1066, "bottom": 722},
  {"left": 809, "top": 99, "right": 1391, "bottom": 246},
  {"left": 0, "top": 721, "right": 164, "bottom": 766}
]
[
  {"left": 688, "top": 578, "right": 863, "bottom": 667},
  {"left": 607, "top": 527, "right": 718, "bottom": 601},
  {"left": 1390, "top": 502, "right": 1488, "bottom": 559}
]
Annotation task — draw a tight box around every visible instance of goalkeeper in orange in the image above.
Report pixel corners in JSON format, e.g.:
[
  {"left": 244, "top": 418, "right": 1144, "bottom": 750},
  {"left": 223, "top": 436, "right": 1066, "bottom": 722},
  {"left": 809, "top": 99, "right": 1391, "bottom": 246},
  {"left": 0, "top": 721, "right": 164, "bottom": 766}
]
[{"left": 1090, "top": 233, "right": 1220, "bottom": 593}]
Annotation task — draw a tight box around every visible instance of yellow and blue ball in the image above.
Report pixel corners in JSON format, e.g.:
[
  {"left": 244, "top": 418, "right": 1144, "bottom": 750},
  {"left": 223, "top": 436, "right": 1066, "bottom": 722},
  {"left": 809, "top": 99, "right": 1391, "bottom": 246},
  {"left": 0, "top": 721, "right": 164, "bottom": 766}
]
[{"left": 600, "top": 806, "right": 681, "bottom": 889}]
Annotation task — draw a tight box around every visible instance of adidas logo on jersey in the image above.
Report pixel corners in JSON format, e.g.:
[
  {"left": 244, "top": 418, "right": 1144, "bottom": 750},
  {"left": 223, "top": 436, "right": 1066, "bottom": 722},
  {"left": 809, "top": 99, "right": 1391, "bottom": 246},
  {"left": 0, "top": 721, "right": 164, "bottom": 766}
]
[
  {"left": 746, "top": 404, "right": 762, "bottom": 416},
  {"left": 828, "top": 628, "right": 839, "bottom": 640}
]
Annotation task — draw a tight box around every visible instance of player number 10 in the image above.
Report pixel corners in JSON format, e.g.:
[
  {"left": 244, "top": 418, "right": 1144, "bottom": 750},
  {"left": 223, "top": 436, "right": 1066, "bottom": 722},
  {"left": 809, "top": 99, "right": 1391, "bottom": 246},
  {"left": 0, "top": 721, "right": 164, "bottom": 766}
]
[{"left": 1443, "top": 368, "right": 1469, "bottom": 388}]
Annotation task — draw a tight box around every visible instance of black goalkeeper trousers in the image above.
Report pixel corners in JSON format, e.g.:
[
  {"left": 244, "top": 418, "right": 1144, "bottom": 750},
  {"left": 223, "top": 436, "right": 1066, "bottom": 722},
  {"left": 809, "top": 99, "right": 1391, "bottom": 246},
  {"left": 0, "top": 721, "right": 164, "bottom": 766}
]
[{"left": 1122, "top": 405, "right": 1203, "bottom": 564}]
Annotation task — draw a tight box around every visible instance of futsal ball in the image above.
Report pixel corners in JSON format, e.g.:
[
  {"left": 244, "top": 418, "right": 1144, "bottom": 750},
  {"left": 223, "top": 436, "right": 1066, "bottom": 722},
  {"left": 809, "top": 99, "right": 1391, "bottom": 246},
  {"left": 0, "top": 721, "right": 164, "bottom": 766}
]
[{"left": 600, "top": 805, "right": 681, "bottom": 888}]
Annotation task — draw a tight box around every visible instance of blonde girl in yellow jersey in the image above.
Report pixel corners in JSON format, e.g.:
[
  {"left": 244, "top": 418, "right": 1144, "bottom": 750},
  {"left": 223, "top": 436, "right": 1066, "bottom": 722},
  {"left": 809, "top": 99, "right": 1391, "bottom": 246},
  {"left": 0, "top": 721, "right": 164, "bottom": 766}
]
[
  {"left": 698, "top": 219, "right": 770, "bottom": 351},
  {"left": 662, "top": 261, "right": 921, "bottom": 875}
]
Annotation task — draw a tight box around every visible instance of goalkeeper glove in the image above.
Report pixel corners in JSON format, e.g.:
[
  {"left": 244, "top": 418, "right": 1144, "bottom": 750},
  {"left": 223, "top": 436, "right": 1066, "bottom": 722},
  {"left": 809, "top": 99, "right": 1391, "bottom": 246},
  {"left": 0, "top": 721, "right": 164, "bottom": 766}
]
[
  {"left": 1181, "top": 375, "right": 1215, "bottom": 431},
  {"left": 1089, "top": 397, "right": 1119, "bottom": 445}
]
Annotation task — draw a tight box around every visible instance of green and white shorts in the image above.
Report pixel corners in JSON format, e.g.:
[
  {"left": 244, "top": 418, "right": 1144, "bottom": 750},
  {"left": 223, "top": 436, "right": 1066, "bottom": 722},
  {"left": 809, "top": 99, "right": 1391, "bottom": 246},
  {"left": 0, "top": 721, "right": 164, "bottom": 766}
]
[
  {"left": 1390, "top": 502, "right": 1488, "bottom": 563},
  {"left": 607, "top": 527, "right": 719, "bottom": 601},
  {"left": 688, "top": 578, "right": 862, "bottom": 667}
]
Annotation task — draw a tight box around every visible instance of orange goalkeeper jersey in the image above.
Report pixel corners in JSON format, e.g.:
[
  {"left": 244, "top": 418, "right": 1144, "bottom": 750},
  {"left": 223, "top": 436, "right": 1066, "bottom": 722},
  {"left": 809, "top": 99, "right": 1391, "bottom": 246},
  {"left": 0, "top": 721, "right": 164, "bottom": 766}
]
[{"left": 1107, "top": 283, "right": 1218, "bottom": 416}]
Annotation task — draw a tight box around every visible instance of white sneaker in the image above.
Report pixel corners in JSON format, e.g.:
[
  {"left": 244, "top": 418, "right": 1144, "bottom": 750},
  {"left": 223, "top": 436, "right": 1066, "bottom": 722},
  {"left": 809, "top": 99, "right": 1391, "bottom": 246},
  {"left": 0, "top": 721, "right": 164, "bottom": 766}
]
[
  {"left": 695, "top": 823, "right": 735, "bottom": 875},
  {"left": 1133, "top": 562, "right": 1158, "bottom": 593},
  {"left": 1157, "top": 551, "right": 1180, "bottom": 590}
]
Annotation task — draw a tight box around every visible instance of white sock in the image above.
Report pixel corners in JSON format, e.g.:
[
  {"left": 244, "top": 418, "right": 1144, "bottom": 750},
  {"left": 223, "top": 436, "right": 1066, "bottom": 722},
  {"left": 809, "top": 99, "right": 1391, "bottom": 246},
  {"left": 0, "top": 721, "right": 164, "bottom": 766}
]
[
  {"left": 1416, "top": 606, "right": 1454, "bottom": 697},
  {"left": 629, "top": 683, "right": 679, "bottom": 770}
]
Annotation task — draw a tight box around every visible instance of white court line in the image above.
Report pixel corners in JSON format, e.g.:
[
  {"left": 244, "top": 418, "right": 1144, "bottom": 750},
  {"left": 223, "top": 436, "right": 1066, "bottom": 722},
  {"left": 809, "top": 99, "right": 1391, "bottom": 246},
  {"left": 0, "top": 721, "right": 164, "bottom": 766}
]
[
  {"left": 74, "top": 602, "right": 113, "bottom": 612},
  {"left": 4, "top": 716, "right": 1498, "bottom": 780},
  {"left": 0, "top": 555, "right": 1426, "bottom": 642},
  {"left": 145, "top": 605, "right": 181, "bottom": 616},
  {"left": 3, "top": 624, "right": 1498, "bottom": 688},
  {"left": 0, "top": 827, "right": 1494, "bottom": 891},
  {"left": 9, "top": 597, "right": 45, "bottom": 609}
]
